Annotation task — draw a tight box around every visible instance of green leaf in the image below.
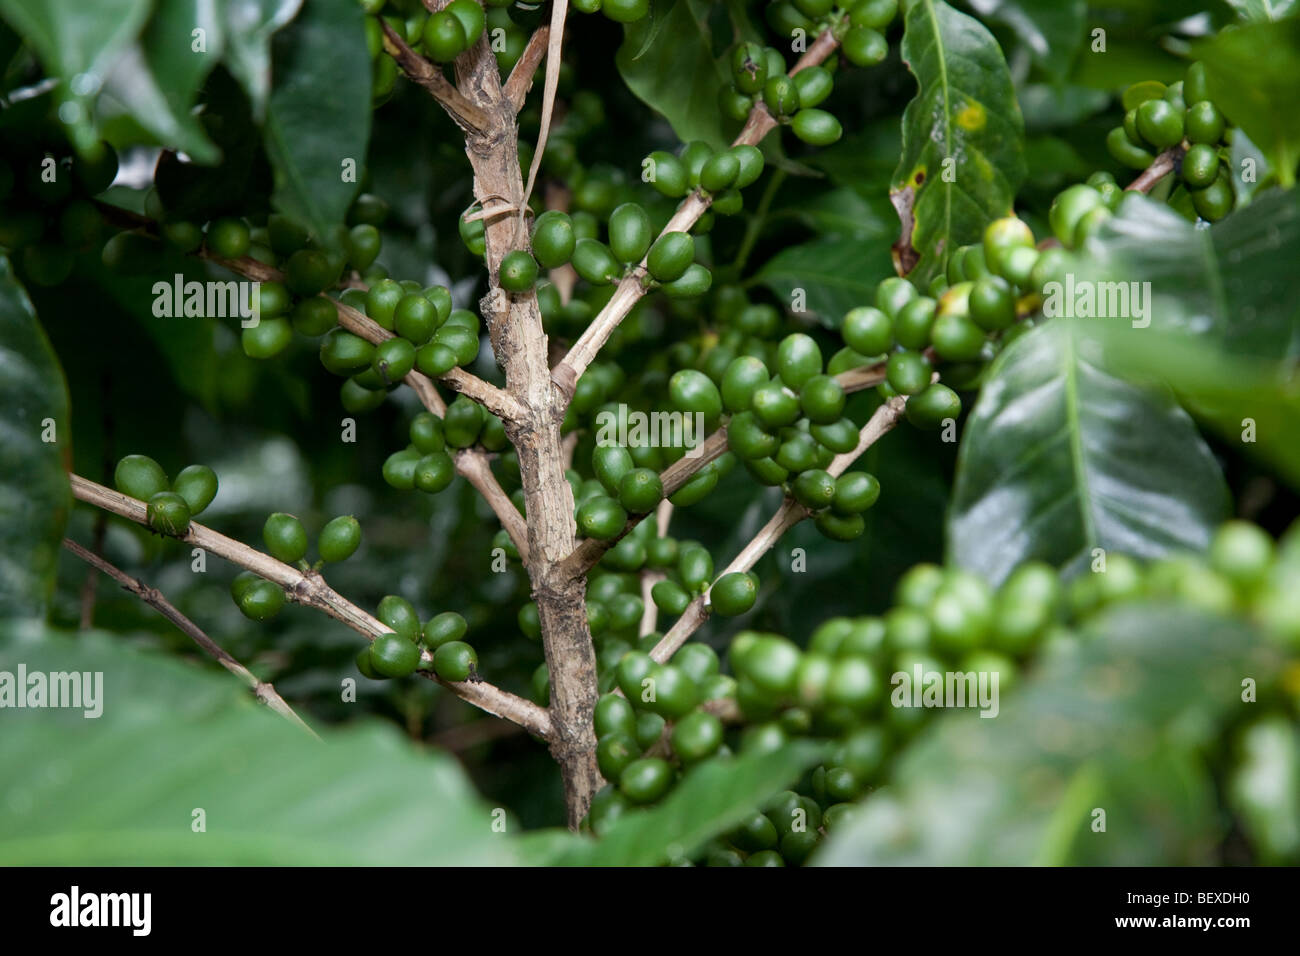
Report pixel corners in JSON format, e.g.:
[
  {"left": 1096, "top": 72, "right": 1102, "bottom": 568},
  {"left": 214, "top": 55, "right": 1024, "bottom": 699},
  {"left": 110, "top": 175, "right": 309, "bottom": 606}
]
[
  {"left": 890, "top": 0, "right": 1026, "bottom": 285},
  {"left": 1074, "top": 191, "right": 1300, "bottom": 362},
  {"left": 1223, "top": 0, "right": 1299, "bottom": 22},
  {"left": 948, "top": 320, "right": 1230, "bottom": 585},
  {"left": 1193, "top": 18, "right": 1300, "bottom": 188},
  {"left": 548, "top": 742, "right": 825, "bottom": 865},
  {"left": 0, "top": 0, "right": 152, "bottom": 152},
  {"left": 755, "top": 236, "right": 895, "bottom": 329},
  {"left": 221, "top": 0, "right": 303, "bottom": 120},
  {"left": 263, "top": 0, "right": 370, "bottom": 242},
  {"left": 0, "top": 257, "right": 70, "bottom": 622},
  {"left": 816, "top": 604, "right": 1278, "bottom": 865},
  {"left": 966, "top": 0, "right": 1086, "bottom": 80},
  {"left": 0, "top": 627, "right": 518, "bottom": 865},
  {"left": 617, "top": 0, "right": 730, "bottom": 151},
  {"left": 101, "top": 0, "right": 225, "bottom": 163},
  {"left": 1228, "top": 715, "right": 1300, "bottom": 864}
]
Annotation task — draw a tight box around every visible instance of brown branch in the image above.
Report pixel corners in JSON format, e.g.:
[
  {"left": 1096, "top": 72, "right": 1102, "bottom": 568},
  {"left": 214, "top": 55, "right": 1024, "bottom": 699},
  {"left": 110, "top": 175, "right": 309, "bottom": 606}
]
[
  {"left": 505, "top": 24, "right": 550, "bottom": 112},
  {"left": 550, "top": 20, "right": 847, "bottom": 400},
  {"left": 379, "top": 20, "right": 489, "bottom": 132},
  {"left": 68, "top": 474, "right": 553, "bottom": 739},
  {"left": 1126, "top": 144, "right": 1187, "bottom": 194},
  {"left": 63, "top": 537, "right": 319, "bottom": 738},
  {"left": 555, "top": 362, "right": 888, "bottom": 579},
  {"left": 648, "top": 395, "right": 909, "bottom": 663}
]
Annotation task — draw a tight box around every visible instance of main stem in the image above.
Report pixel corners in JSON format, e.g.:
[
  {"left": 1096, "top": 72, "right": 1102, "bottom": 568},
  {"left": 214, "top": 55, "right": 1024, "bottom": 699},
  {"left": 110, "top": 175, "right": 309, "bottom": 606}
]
[{"left": 455, "top": 38, "right": 601, "bottom": 828}]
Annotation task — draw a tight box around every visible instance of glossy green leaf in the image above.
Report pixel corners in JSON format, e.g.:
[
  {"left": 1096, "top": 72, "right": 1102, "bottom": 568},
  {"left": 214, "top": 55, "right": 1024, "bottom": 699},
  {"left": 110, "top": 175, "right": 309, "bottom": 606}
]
[
  {"left": 1193, "top": 19, "right": 1300, "bottom": 188},
  {"left": 0, "top": 258, "right": 70, "bottom": 622},
  {"left": 1075, "top": 191, "right": 1300, "bottom": 362},
  {"left": 756, "top": 236, "right": 895, "bottom": 329},
  {"left": 617, "top": 0, "right": 730, "bottom": 151},
  {"left": 221, "top": 0, "right": 303, "bottom": 119},
  {"left": 263, "top": 0, "right": 370, "bottom": 242},
  {"left": 817, "top": 605, "right": 1278, "bottom": 865},
  {"left": 0, "top": 627, "right": 516, "bottom": 865},
  {"left": 101, "top": 0, "right": 225, "bottom": 162},
  {"left": 0, "top": 0, "right": 151, "bottom": 151},
  {"left": 966, "top": 0, "right": 1086, "bottom": 79},
  {"left": 547, "top": 741, "right": 825, "bottom": 865},
  {"left": 890, "top": 0, "right": 1026, "bottom": 285},
  {"left": 948, "top": 319, "right": 1230, "bottom": 585}
]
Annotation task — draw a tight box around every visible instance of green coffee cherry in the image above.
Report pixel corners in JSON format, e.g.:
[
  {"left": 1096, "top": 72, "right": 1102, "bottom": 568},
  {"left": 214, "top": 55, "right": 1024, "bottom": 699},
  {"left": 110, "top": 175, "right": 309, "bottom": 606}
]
[
  {"left": 320, "top": 329, "right": 374, "bottom": 375},
  {"left": 721, "top": 356, "right": 770, "bottom": 413},
  {"left": 645, "top": 151, "right": 689, "bottom": 198},
  {"left": 394, "top": 294, "right": 438, "bottom": 343},
  {"left": 711, "top": 571, "right": 759, "bottom": 616},
  {"left": 371, "top": 338, "right": 416, "bottom": 385},
  {"left": 776, "top": 333, "right": 822, "bottom": 389},
  {"left": 730, "top": 145, "right": 765, "bottom": 188},
  {"left": 843, "top": 306, "right": 893, "bottom": 356},
  {"left": 842, "top": 26, "right": 888, "bottom": 67},
  {"left": 906, "top": 383, "right": 961, "bottom": 430},
  {"left": 447, "top": 0, "right": 485, "bottom": 44},
  {"left": 969, "top": 274, "right": 1016, "bottom": 331},
  {"left": 791, "top": 109, "right": 842, "bottom": 146},
  {"left": 894, "top": 297, "right": 936, "bottom": 350},
  {"left": 593, "top": 445, "right": 635, "bottom": 495},
  {"left": 172, "top": 464, "right": 218, "bottom": 516},
  {"left": 618, "top": 468, "right": 664, "bottom": 514},
  {"left": 292, "top": 298, "right": 337, "bottom": 337},
  {"left": 238, "top": 578, "right": 286, "bottom": 621},
  {"left": 833, "top": 472, "right": 880, "bottom": 514},
  {"left": 607, "top": 203, "right": 652, "bottom": 265},
  {"left": 1182, "top": 143, "right": 1219, "bottom": 189},
  {"left": 1049, "top": 184, "right": 1106, "bottom": 246},
  {"left": 731, "top": 41, "right": 768, "bottom": 94},
  {"left": 318, "top": 515, "right": 361, "bottom": 562},
  {"left": 1191, "top": 172, "right": 1234, "bottom": 221},
  {"left": 1136, "top": 98, "right": 1184, "bottom": 150},
  {"left": 115, "top": 454, "right": 169, "bottom": 502},
  {"left": 661, "top": 263, "right": 712, "bottom": 298},
  {"left": 206, "top": 217, "right": 250, "bottom": 258},
  {"left": 424, "top": 11, "right": 468, "bottom": 61},
  {"left": 1184, "top": 61, "right": 1210, "bottom": 106},
  {"left": 669, "top": 369, "right": 723, "bottom": 418},
  {"left": 578, "top": 496, "right": 628, "bottom": 540},
  {"left": 242, "top": 318, "right": 293, "bottom": 359},
  {"left": 671, "top": 710, "right": 724, "bottom": 763},
  {"left": 646, "top": 232, "right": 695, "bottom": 283},
  {"left": 619, "top": 757, "right": 673, "bottom": 804},
  {"left": 800, "top": 374, "right": 846, "bottom": 424},
  {"left": 793, "top": 67, "right": 833, "bottom": 109},
  {"left": 886, "top": 350, "right": 932, "bottom": 395},
  {"left": 700, "top": 153, "right": 740, "bottom": 193},
  {"left": 263, "top": 513, "right": 308, "bottom": 564},
  {"left": 433, "top": 640, "right": 478, "bottom": 681},
  {"left": 499, "top": 250, "right": 539, "bottom": 293},
  {"left": 1185, "top": 101, "right": 1225, "bottom": 145},
  {"left": 1107, "top": 126, "right": 1155, "bottom": 171},
  {"left": 147, "top": 491, "right": 191, "bottom": 536},
  {"left": 751, "top": 380, "right": 801, "bottom": 428},
  {"left": 793, "top": 469, "right": 837, "bottom": 509},
  {"left": 603, "top": 0, "right": 650, "bottom": 23},
  {"left": 572, "top": 238, "right": 621, "bottom": 284},
  {"left": 532, "top": 210, "right": 575, "bottom": 268},
  {"left": 371, "top": 632, "right": 420, "bottom": 678}
]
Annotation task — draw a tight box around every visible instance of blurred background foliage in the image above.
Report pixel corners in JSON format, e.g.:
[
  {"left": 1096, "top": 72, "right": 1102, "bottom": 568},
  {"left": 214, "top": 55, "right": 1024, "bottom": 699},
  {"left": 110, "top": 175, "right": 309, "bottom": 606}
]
[{"left": 1, "top": 0, "right": 1297, "bottom": 858}]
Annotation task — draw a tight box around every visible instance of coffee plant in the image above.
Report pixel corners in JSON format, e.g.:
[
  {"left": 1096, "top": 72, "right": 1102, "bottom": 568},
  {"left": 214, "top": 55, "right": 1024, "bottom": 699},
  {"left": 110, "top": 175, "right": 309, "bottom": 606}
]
[{"left": 1, "top": 0, "right": 1298, "bottom": 869}]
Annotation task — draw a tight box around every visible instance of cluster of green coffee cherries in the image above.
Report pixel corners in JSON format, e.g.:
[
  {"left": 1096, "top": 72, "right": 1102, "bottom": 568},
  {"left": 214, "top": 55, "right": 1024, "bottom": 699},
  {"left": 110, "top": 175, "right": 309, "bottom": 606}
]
[
  {"left": 382, "top": 401, "right": 508, "bottom": 494},
  {"left": 583, "top": 556, "right": 1063, "bottom": 861},
  {"left": 586, "top": 517, "right": 1300, "bottom": 864},
  {"left": 1104, "top": 61, "right": 1237, "bottom": 223},
  {"left": 0, "top": 140, "right": 117, "bottom": 286},
  {"left": 355, "top": 599, "right": 478, "bottom": 684},
  {"left": 701, "top": 338, "right": 885, "bottom": 542},
  {"left": 231, "top": 512, "right": 363, "bottom": 621},
  {"left": 113, "top": 454, "right": 219, "bottom": 538},
  {"left": 723, "top": 0, "right": 900, "bottom": 142}
]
